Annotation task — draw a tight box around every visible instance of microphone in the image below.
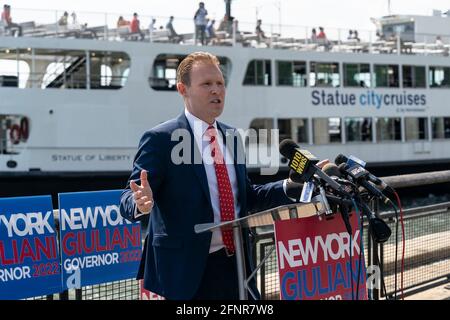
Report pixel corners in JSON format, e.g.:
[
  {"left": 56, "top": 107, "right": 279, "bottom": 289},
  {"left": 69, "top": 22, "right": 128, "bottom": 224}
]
[
  {"left": 285, "top": 174, "right": 333, "bottom": 215},
  {"left": 321, "top": 163, "right": 356, "bottom": 192},
  {"left": 321, "top": 163, "right": 355, "bottom": 233},
  {"left": 322, "top": 162, "right": 391, "bottom": 242},
  {"left": 284, "top": 177, "right": 303, "bottom": 201},
  {"left": 335, "top": 154, "right": 396, "bottom": 199},
  {"left": 358, "top": 201, "right": 392, "bottom": 243},
  {"left": 338, "top": 163, "right": 391, "bottom": 204},
  {"left": 280, "top": 140, "right": 350, "bottom": 197}
]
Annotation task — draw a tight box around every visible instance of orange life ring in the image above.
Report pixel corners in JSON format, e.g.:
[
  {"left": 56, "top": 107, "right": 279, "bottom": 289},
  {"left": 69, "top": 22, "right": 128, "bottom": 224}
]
[
  {"left": 20, "top": 117, "right": 29, "bottom": 141},
  {"left": 9, "top": 124, "right": 21, "bottom": 145}
]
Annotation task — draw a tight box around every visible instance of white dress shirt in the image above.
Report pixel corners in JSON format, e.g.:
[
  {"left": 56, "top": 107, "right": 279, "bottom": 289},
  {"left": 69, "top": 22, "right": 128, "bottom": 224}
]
[
  {"left": 134, "top": 110, "right": 291, "bottom": 251},
  {"left": 185, "top": 109, "right": 241, "bottom": 254}
]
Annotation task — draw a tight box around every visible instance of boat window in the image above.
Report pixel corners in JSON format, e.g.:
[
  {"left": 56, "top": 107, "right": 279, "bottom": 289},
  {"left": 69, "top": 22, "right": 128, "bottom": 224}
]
[
  {"left": 403, "top": 65, "right": 426, "bottom": 88},
  {"left": 277, "top": 119, "right": 292, "bottom": 142},
  {"left": 0, "top": 48, "right": 31, "bottom": 88},
  {"left": 343, "top": 63, "right": 370, "bottom": 88},
  {"left": 374, "top": 64, "right": 399, "bottom": 88},
  {"left": 381, "top": 22, "right": 415, "bottom": 42},
  {"left": 243, "top": 60, "right": 271, "bottom": 86},
  {"left": 310, "top": 62, "right": 340, "bottom": 88},
  {"left": 247, "top": 117, "right": 308, "bottom": 146},
  {"left": 277, "top": 118, "right": 310, "bottom": 143},
  {"left": 0, "top": 48, "right": 129, "bottom": 90},
  {"left": 89, "top": 51, "right": 129, "bottom": 89},
  {"left": 375, "top": 117, "right": 401, "bottom": 141},
  {"left": 150, "top": 54, "right": 231, "bottom": 90},
  {"left": 429, "top": 66, "right": 450, "bottom": 88},
  {"left": 248, "top": 118, "right": 274, "bottom": 145},
  {"left": 292, "top": 118, "right": 309, "bottom": 144},
  {"left": 405, "top": 117, "right": 428, "bottom": 141},
  {"left": 345, "top": 117, "right": 372, "bottom": 142},
  {"left": 277, "top": 118, "right": 308, "bottom": 143},
  {"left": 313, "top": 118, "right": 341, "bottom": 144},
  {"left": 276, "top": 61, "right": 307, "bottom": 87},
  {"left": 432, "top": 117, "right": 450, "bottom": 139},
  {"left": 33, "top": 49, "right": 129, "bottom": 89},
  {"left": 38, "top": 49, "right": 86, "bottom": 89}
]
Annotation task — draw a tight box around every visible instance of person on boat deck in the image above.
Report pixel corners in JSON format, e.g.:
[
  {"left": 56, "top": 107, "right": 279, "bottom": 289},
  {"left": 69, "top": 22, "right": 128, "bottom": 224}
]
[
  {"left": 206, "top": 19, "right": 216, "bottom": 44},
  {"left": 317, "top": 26, "right": 327, "bottom": 39},
  {"left": 376, "top": 31, "right": 385, "bottom": 41},
  {"left": 1, "top": 4, "right": 22, "bottom": 36},
  {"left": 317, "top": 26, "right": 331, "bottom": 50},
  {"left": 117, "top": 16, "right": 130, "bottom": 28},
  {"left": 347, "top": 29, "right": 354, "bottom": 40},
  {"left": 166, "top": 16, "right": 180, "bottom": 43},
  {"left": 119, "top": 52, "right": 327, "bottom": 300},
  {"left": 311, "top": 28, "right": 317, "bottom": 43},
  {"left": 149, "top": 18, "right": 156, "bottom": 32},
  {"left": 194, "top": 2, "right": 208, "bottom": 45},
  {"left": 130, "top": 12, "right": 144, "bottom": 40},
  {"left": 255, "top": 19, "right": 266, "bottom": 43},
  {"left": 58, "top": 11, "right": 69, "bottom": 26},
  {"left": 217, "top": 14, "right": 231, "bottom": 35}
]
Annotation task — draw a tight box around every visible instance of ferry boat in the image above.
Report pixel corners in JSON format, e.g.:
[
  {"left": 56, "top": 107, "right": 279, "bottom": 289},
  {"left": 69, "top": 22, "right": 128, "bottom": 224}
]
[{"left": 1, "top": 8, "right": 450, "bottom": 196}]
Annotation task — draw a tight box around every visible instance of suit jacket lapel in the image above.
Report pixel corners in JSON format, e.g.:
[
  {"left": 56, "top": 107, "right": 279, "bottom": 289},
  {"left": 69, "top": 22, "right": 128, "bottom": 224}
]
[
  {"left": 177, "top": 114, "right": 212, "bottom": 210},
  {"left": 217, "top": 122, "right": 246, "bottom": 211}
]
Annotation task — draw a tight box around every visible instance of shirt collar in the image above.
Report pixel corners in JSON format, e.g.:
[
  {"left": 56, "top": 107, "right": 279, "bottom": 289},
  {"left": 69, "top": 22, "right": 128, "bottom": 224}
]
[{"left": 184, "top": 108, "right": 218, "bottom": 141}]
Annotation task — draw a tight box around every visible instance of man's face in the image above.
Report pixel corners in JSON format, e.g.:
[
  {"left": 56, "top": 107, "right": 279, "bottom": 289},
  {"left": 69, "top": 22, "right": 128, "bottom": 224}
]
[{"left": 178, "top": 62, "right": 225, "bottom": 124}]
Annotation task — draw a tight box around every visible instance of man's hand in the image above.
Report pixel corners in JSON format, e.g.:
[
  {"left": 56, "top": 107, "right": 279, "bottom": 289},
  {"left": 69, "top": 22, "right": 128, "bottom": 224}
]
[
  {"left": 316, "top": 159, "right": 330, "bottom": 169},
  {"left": 130, "top": 170, "right": 154, "bottom": 214}
]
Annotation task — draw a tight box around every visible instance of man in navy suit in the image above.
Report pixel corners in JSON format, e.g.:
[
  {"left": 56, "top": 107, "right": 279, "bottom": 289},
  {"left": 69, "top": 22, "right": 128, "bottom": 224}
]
[{"left": 120, "top": 52, "right": 296, "bottom": 300}]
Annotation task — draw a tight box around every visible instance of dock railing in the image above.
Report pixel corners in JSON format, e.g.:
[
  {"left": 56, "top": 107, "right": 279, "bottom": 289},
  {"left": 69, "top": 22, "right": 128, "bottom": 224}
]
[
  {"left": 256, "top": 170, "right": 450, "bottom": 300},
  {"left": 25, "top": 170, "right": 450, "bottom": 300}
]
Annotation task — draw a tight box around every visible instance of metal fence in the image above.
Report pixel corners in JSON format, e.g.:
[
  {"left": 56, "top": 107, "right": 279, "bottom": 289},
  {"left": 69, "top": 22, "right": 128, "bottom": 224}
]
[
  {"left": 23, "top": 171, "right": 450, "bottom": 300},
  {"left": 27, "top": 279, "right": 141, "bottom": 300},
  {"left": 27, "top": 201, "right": 450, "bottom": 300},
  {"left": 376, "top": 201, "right": 450, "bottom": 299},
  {"left": 254, "top": 201, "right": 450, "bottom": 300}
]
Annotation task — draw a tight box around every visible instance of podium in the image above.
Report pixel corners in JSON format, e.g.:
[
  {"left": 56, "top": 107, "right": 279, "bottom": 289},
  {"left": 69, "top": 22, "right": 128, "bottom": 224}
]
[{"left": 194, "top": 201, "right": 327, "bottom": 300}]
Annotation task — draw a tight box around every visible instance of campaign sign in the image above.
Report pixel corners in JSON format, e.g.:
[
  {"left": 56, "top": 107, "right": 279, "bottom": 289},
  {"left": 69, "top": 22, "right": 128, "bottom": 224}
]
[
  {"left": 140, "top": 280, "right": 165, "bottom": 300},
  {"left": 275, "top": 213, "right": 367, "bottom": 300},
  {"left": 0, "top": 196, "right": 61, "bottom": 299},
  {"left": 59, "top": 190, "right": 141, "bottom": 289}
]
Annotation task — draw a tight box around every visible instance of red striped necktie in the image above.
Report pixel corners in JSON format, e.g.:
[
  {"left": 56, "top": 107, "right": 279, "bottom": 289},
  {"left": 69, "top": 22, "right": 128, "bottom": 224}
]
[{"left": 206, "top": 125, "right": 235, "bottom": 255}]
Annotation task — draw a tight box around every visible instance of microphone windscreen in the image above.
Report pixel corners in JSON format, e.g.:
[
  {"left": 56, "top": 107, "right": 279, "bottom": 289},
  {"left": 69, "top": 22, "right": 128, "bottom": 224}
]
[
  {"left": 279, "top": 139, "right": 299, "bottom": 159},
  {"left": 322, "top": 163, "right": 342, "bottom": 178},
  {"left": 285, "top": 179, "right": 304, "bottom": 200},
  {"left": 338, "top": 162, "right": 348, "bottom": 173},
  {"left": 334, "top": 154, "right": 348, "bottom": 165},
  {"left": 289, "top": 169, "right": 306, "bottom": 183}
]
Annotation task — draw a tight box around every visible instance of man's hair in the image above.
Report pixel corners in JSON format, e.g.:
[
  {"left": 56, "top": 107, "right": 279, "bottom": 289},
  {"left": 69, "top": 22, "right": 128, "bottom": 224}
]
[{"left": 177, "top": 52, "right": 220, "bottom": 86}]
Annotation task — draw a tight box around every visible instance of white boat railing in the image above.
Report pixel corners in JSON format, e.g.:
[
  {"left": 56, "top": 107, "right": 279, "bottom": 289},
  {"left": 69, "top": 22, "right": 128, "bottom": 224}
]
[{"left": 0, "top": 8, "right": 450, "bottom": 57}]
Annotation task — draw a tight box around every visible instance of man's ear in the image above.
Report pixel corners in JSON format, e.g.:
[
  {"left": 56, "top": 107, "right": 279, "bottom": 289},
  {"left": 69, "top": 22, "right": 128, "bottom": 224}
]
[{"left": 177, "top": 82, "right": 187, "bottom": 96}]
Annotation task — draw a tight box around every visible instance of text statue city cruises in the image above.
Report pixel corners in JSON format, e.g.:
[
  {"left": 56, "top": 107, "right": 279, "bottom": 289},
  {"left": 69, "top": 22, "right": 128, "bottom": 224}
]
[{"left": 1, "top": 9, "right": 450, "bottom": 185}]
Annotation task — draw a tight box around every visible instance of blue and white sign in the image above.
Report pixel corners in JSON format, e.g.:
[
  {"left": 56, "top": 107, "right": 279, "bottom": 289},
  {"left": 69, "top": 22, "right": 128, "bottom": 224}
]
[
  {"left": 59, "top": 190, "right": 141, "bottom": 289},
  {"left": 0, "top": 196, "right": 61, "bottom": 300}
]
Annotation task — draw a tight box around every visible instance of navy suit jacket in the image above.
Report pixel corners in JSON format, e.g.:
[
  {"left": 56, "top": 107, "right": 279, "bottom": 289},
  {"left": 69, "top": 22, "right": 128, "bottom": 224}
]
[{"left": 120, "top": 113, "right": 292, "bottom": 300}]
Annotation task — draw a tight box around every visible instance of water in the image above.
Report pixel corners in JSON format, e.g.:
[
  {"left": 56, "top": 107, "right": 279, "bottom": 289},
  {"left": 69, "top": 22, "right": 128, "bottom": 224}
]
[{"left": 396, "top": 192, "right": 450, "bottom": 209}]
